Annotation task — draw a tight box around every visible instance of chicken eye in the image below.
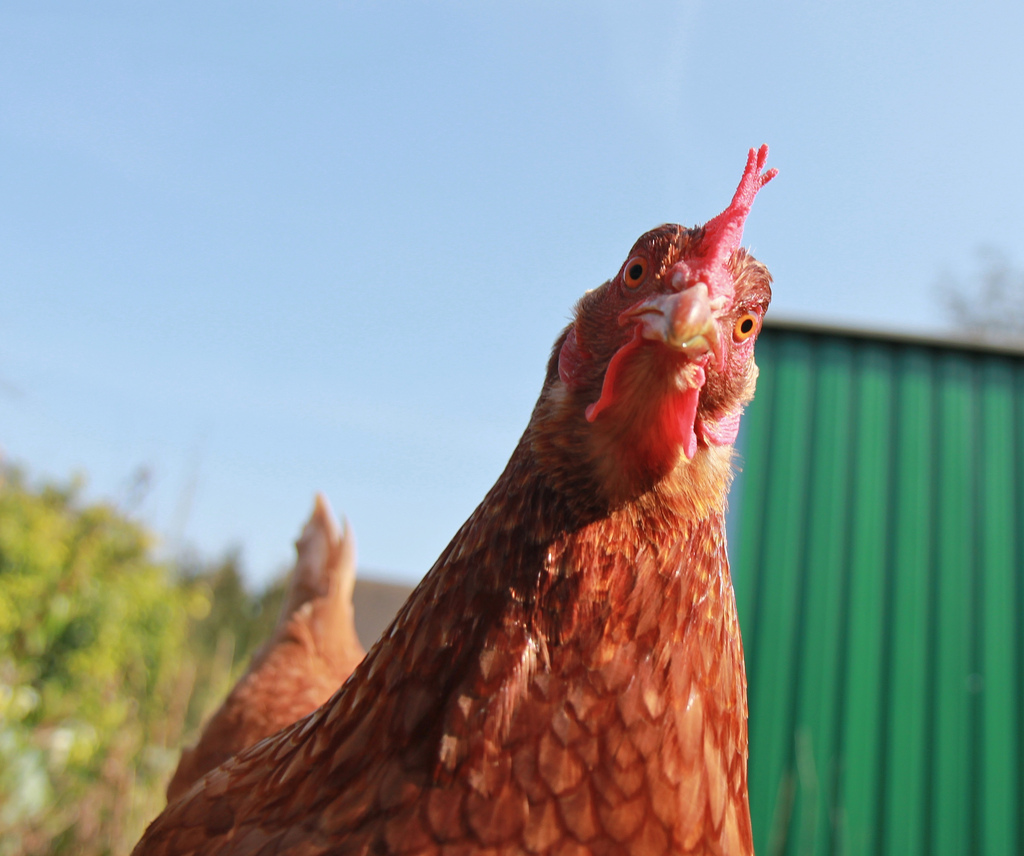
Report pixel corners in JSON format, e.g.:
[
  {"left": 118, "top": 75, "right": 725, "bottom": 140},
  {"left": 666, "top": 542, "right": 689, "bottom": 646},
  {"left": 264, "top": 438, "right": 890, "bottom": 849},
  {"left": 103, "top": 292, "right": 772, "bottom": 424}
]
[
  {"left": 622, "top": 257, "right": 647, "bottom": 289},
  {"left": 733, "top": 313, "right": 759, "bottom": 341}
]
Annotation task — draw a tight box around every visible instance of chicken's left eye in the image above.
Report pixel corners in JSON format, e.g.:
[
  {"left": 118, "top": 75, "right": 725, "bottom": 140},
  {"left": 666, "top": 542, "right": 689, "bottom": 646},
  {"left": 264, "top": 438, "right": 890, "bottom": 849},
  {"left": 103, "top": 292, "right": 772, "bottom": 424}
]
[
  {"left": 623, "top": 257, "right": 647, "bottom": 288},
  {"left": 733, "top": 313, "right": 759, "bottom": 341}
]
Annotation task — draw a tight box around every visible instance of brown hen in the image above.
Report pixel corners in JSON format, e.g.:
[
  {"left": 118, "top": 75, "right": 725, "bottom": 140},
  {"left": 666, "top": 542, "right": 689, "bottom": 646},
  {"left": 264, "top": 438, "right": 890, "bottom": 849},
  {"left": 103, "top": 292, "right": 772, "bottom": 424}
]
[
  {"left": 136, "top": 145, "right": 776, "bottom": 855},
  {"left": 165, "top": 493, "right": 365, "bottom": 803}
]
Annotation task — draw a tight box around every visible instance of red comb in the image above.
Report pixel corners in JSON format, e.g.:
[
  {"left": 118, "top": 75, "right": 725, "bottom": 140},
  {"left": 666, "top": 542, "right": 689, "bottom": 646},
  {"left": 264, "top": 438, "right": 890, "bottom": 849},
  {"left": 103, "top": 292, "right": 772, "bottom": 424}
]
[{"left": 684, "top": 145, "right": 776, "bottom": 303}]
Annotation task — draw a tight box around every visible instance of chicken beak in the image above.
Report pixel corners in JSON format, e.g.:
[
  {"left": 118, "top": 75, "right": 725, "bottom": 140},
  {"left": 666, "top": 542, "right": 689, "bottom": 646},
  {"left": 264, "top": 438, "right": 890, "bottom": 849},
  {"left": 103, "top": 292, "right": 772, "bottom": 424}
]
[{"left": 620, "top": 283, "right": 722, "bottom": 366}]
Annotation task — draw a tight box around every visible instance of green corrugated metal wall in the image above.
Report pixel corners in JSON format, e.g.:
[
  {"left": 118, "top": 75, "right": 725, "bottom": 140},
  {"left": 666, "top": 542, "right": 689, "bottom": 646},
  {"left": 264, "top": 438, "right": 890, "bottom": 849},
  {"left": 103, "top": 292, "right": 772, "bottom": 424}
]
[{"left": 732, "top": 324, "right": 1023, "bottom": 856}]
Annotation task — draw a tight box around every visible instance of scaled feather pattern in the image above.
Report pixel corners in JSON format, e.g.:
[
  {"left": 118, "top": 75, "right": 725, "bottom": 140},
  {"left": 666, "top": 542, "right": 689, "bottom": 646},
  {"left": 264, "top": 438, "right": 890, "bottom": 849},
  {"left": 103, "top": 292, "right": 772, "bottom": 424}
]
[{"left": 135, "top": 145, "right": 777, "bottom": 855}]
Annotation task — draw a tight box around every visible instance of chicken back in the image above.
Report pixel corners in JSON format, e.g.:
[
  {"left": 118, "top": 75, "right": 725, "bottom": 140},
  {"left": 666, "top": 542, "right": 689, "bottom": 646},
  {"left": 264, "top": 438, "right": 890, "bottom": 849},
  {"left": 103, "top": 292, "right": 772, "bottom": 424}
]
[
  {"left": 165, "top": 493, "right": 365, "bottom": 803},
  {"left": 135, "top": 145, "right": 777, "bottom": 856}
]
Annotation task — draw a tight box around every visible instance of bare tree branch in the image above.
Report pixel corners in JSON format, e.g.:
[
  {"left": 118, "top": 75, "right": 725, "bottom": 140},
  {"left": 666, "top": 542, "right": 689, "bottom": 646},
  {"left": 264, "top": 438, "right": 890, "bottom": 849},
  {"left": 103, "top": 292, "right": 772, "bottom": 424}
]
[{"left": 941, "top": 247, "right": 1024, "bottom": 343}]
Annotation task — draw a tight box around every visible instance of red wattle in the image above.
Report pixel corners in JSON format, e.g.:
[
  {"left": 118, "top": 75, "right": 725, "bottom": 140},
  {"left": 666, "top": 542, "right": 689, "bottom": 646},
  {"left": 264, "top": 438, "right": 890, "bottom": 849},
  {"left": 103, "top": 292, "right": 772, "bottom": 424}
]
[
  {"left": 585, "top": 327, "right": 645, "bottom": 423},
  {"left": 671, "top": 364, "right": 705, "bottom": 460},
  {"left": 677, "top": 386, "right": 701, "bottom": 460},
  {"left": 587, "top": 329, "right": 709, "bottom": 463}
]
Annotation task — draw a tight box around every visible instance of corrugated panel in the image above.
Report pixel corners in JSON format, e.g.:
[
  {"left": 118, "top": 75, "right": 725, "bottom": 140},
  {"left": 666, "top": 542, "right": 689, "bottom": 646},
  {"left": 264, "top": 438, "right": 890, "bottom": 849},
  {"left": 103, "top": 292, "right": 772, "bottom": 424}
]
[{"left": 731, "top": 326, "right": 1023, "bottom": 856}]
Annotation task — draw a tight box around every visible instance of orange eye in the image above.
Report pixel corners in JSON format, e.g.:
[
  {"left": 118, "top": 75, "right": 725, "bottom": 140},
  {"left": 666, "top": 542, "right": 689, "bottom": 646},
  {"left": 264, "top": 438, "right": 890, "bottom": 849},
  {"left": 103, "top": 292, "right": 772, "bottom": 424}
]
[
  {"left": 733, "top": 313, "right": 758, "bottom": 341},
  {"left": 622, "top": 256, "right": 647, "bottom": 288}
]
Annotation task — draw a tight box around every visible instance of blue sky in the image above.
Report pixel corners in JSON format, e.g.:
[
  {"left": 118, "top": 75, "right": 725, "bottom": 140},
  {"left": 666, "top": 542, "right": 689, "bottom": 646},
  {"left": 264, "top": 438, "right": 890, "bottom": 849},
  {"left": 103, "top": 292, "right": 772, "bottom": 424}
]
[{"left": 2, "top": 1, "right": 1022, "bottom": 586}]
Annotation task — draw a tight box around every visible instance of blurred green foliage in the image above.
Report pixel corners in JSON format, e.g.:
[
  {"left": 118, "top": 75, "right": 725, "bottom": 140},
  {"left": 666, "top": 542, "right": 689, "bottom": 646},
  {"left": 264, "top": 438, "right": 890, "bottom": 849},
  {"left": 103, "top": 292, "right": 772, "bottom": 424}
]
[{"left": 0, "top": 465, "right": 289, "bottom": 855}]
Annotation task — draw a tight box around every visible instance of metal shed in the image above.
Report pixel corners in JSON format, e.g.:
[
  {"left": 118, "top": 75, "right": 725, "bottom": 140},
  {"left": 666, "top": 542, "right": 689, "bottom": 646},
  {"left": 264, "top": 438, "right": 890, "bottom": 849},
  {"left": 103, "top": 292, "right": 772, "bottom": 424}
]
[{"left": 731, "top": 320, "right": 1023, "bottom": 856}]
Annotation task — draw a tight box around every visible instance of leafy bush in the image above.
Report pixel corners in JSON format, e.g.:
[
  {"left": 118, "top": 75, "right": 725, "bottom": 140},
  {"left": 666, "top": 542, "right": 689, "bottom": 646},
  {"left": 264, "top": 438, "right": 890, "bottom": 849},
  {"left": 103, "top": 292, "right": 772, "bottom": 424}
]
[{"left": 0, "top": 466, "right": 283, "bottom": 855}]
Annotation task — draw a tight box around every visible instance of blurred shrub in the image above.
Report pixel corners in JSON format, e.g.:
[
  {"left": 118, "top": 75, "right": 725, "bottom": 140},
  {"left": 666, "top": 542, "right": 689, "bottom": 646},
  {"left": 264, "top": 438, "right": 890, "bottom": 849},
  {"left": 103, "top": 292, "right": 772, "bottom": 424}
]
[{"left": 0, "top": 466, "right": 284, "bottom": 855}]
